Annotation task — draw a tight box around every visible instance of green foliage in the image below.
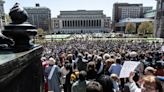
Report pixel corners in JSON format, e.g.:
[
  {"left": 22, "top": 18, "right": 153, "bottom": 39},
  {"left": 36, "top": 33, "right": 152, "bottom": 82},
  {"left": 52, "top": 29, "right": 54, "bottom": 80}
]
[
  {"left": 37, "top": 28, "right": 47, "bottom": 37},
  {"left": 125, "top": 22, "right": 136, "bottom": 34},
  {"left": 137, "top": 22, "right": 153, "bottom": 37},
  {"left": 36, "top": 28, "right": 46, "bottom": 43},
  {"left": 5, "top": 14, "right": 11, "bottom": 24}
]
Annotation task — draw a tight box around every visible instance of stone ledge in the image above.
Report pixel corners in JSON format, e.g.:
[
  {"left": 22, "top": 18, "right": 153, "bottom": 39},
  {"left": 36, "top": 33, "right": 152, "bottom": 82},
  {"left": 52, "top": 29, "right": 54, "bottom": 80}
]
[{"left": 0, "top": 46, "right": 43, "bottom": 92}]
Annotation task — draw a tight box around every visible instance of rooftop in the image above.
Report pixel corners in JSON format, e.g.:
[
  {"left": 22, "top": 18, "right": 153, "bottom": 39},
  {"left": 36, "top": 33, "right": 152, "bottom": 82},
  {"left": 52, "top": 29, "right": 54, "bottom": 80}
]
[
  {"left": 60, "top": 10, "right": 104, "bottom": 15},
  {"left": 119, "top": 18, "right": 154, "bottom": 23},
  {"left": 24, "top": 7, "right": 50, "bottom": 9}
]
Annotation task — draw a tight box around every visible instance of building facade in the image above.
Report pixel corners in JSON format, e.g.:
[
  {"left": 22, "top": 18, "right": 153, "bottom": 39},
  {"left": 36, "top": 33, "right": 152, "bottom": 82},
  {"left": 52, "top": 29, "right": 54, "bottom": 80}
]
[
  {"left": 142, "top": 7, "right": 153, "bottom": 15},
  {"left": 144, "top": 10, "right": 156, "bottom": 19},
  {"left": 112, "top": 3, "right": 152, "bottom": 32},
  {"left": 115, "top": 18, "right": 154, "bottom": 33},
  {"left": 52, "top": 10, "right": 111, "bottom": 34},
  {"left": 0, "top": 0, "right": 5, "bottom": 30},
  {"left": 154, "top": 0, "right": 164, "bottom": 38},
  {"left": 24, "top": 4, "right": 51, "bottom": 32}
]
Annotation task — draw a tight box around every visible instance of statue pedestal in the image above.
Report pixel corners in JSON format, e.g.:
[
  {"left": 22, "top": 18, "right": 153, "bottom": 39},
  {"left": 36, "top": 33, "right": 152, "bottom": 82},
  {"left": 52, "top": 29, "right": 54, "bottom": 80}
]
[{"left": 0, "top": 46, "right": 43, "bottom": 92}]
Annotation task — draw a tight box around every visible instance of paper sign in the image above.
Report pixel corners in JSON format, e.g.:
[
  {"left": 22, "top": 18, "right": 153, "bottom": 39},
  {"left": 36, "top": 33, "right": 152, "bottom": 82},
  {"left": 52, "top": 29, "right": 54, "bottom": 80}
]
[
  {"left": 119, "top": 61, "right": 140, "bottom": 78},
  {"left": 161, "top": 45, "right": 164, "bottom": 52}
]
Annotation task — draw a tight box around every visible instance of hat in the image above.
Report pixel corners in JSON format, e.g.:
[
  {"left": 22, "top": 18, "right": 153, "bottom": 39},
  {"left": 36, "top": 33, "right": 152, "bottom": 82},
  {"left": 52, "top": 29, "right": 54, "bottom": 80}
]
[{"left": 48, "top": 57, "right": 56, "bottom": 65}]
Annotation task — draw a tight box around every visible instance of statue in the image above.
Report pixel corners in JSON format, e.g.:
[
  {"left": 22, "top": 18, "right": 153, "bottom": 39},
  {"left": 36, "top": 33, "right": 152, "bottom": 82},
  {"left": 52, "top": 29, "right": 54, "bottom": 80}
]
[
  {"left": 0, "top": 3, "right": 37, "bottom": 52},
  {"left": 0, "top": 33, "right": 14, "bottom": 49},
  {"left": 9, "top": 3, "right": 28, "bottom": 24}
]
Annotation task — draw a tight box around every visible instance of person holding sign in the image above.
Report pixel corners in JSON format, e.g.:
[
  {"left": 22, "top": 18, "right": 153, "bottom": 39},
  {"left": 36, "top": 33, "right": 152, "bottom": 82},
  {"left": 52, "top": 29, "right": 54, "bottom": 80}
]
[
  {"left": 119, "top": 61, "right": 140, "bottom": 78},
  {"left": 128, "top": 72, "right": 163, "bottom": 92}
]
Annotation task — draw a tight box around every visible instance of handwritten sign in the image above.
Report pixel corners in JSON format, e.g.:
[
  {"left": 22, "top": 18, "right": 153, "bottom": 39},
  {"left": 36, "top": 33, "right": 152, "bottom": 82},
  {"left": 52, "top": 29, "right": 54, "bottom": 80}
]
[
  {"left": 119, "top": 61, "right": 140, "bottom": 78},
  {"left": 161, "top": 45, "right": 164, "bottom": 52}
]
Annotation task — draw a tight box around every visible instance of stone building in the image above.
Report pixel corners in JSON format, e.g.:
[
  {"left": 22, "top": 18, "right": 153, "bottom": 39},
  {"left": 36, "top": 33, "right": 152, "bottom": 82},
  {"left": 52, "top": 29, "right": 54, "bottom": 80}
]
[
  {"left": 154, "top": 0, "right": 164, "bottom": 38},
  {"left": 52, "top": 10, "right": 111, "bottom": 34},
  {"left": 0, "top": 0, "right": 5, "bottom": 30},
  {"left": 112, "top": 3, "right": 152, "bottom": 32},
  {"left": 24, "top": 4, "right": 51, "bottom": 32}
]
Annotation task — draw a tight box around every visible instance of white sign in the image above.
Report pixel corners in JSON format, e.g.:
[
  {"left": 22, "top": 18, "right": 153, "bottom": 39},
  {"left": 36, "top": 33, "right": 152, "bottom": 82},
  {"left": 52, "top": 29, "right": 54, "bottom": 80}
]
[
  {"left": 161, "top": 45, "right": 164, "bottom": 52},
  {"left": 119, "top": 61, "right": 140, "bottom": 78}
]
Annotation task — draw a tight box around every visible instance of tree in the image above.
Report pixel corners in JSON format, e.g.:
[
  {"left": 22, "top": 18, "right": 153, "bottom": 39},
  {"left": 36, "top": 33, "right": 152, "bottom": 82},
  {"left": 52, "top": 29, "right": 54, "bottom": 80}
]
[
  {"left": 37, "top": 28, "right": 46, "bottom": 37},
  {"left": 137, "top": 21, "right": 153, "bottom": 37},
  {"left": 125, "top": 22, "right": 136, "bottom": 34},
  {"left": 5, "top": 14, "right": 11, "bottom": 24},
  {"left": 36, "top": 28, "right": 46, "bottom": 44}
]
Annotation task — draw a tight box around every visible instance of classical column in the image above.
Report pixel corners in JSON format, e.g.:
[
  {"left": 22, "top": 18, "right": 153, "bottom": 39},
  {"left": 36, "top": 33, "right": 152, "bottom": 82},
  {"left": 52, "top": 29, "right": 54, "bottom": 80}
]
[
  {"left": 82, "top": 20, "right": 84, "bottom": 27},
  {"left": 89, "top": 20, "right": 91, "bottom": 27},
  {"left": 78, "top": 20, "right": 80, "bottom": 27},
  {"left": 66, "top": 21, "right": 68, "bottom": 28},
  {"left": 62, "top": 21, "right": 64, "bottom": 28},
  {"left": 84, "top": 20, "right": 86, "bottom": 27},
  {"left": 65, "top": 21, "right": 67, "bottom": 28},
  {"left": 86, "top": 20, "right": 88, "bottom": 27},
  {"left": 99, "top": 20, "right": 101, "bottom": 27},
  {"left": 94, "top": 20, "right": 96, "bottom": 27},
  {"left": 81, "top": 20, "right": 82, "bottom": 27},
  {"left": 68, "top": 21, "right": 70, "bottom": 27},
  {"left": 70, "top": 21, "right": 72, "bottom": 28},
  {"left": 73, "top": 20, "right": 74, "bottom": 28},
  {"left": 70, "top": 20, "right": 72, "bottom": 28},
  {"left": 64, "top": 21, "right": 66, "bottom": 28},
  {"left": 77, "top": 20, "right": 78, "bottom": 27},
  {"left": 96, "top": 20, "right": 98, "bottom": 27},
  {"left": 74, "top": 20, "right": 76, "bottom": 27}
]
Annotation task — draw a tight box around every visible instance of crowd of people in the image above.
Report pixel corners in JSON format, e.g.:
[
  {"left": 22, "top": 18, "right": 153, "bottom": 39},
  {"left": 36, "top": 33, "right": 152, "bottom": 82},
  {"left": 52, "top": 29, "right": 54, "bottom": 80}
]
[{"left": 41, "top": 39, "right": 164, "bottom": 92}]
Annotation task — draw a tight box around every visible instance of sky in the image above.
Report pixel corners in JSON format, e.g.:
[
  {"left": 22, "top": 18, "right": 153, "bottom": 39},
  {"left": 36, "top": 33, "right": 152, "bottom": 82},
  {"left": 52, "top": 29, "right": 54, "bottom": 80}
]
[{"left": 4, "top": 0, "right": 157, "bottom": 18}]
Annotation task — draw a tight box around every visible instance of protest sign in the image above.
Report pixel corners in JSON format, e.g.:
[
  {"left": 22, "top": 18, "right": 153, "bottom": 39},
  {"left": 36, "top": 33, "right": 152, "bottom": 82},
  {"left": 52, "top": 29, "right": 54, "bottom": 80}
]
[
  {"left": 161, "top": 45, "right": 164, "bottom": 51},
  {"left": 119, "top": 61, "right": 140, "bottom": 78}
]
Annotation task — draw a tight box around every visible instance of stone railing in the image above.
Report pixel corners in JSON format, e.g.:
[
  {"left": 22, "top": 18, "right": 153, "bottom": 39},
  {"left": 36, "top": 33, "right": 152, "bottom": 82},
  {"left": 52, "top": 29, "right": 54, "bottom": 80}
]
[
  {"left": 0, "top": 46, "right": 43, "bottom": 92},
  {"left": 0, "top": 3, "right": 44, "bottom": 92}
]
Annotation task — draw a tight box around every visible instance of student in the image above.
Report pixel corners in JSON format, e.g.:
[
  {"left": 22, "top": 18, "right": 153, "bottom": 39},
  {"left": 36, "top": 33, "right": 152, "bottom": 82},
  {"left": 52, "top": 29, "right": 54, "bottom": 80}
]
[
  {"left": 45, "top": 57, "right": 61, "bottom": 92},
  {"left": 129, "top": 72, "right": 163, "bottom": 92},
  {"left": 72, "top": 71, "right": 89, "bottom": 92},
  {"left": 97, "top": 75, "right": 114, "bottom": 92},
  {"left": 86, "top": 81, "right": 103, "bottom": 92}
]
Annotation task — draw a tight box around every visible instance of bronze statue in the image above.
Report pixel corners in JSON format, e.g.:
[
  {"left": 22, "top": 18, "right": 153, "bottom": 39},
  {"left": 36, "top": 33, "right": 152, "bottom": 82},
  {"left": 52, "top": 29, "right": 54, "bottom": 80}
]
[
  {"left": 0, "top": 3, "right": 37, "bottom": 52},
  {"left": 9, "top": 3, "right": 28, "bottom": 24}
]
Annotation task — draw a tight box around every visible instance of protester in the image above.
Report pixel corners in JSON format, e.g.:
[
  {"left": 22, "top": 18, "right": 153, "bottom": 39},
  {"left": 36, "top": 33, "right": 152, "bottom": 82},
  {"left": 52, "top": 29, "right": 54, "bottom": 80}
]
[
  {"left": 41, "top": 39, "right": 164, "bottom": 92},
  {"left": 45, "top": 57, "right": 61, "bottom": 92},
  {"left": 86, "top": 81, "right": 103, "bottom": 92},
  {"left": 129, "top": 72, "right": 163, "bottom": 92},
  {"left": 71, "top": 71, "right": 89, "bottom": 92},
  {"left": 108, "top": 58, "right": 122, "bottom": 76},
  {"left": 64, "top": 62, "right": 73, "bottom": 92},
  {"left": 97, "top": 75, "right": 114, "bottom": 92},
  {"left": 86, "top": 61, "right": 97, "bottom": 80},
  {"left": 144, "top": 66, "right": 156, "bottom": 76},
  {"left": 110, "top": 74, "right": 120, "bottom": 92},
  {"left": 105, "top": 58, "right": 115, "bottom": 75}
]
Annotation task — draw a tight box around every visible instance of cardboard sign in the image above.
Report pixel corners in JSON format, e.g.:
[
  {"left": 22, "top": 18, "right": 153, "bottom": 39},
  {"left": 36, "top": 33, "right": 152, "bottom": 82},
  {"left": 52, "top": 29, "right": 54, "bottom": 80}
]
[{"left": 119, "top": 61, "right": 140, "bottom": 78}]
